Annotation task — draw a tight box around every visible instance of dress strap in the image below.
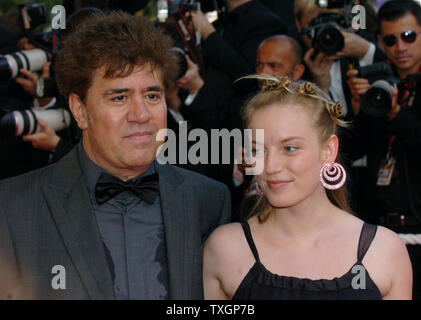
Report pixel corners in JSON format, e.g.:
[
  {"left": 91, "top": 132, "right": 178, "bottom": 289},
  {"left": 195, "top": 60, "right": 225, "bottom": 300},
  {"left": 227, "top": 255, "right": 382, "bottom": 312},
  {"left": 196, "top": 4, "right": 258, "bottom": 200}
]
[
  {"left": 240, "top": 222, "right": 260, "bottom": 262},
  {"left": 357, "top": 223, "right": 378, "bottom": 263}
]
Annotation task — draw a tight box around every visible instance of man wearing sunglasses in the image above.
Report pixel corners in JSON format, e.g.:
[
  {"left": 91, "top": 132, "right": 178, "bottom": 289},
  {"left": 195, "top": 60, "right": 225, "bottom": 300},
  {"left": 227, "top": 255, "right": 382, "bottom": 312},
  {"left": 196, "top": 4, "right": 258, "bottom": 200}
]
[{"left": 347, "top": 0, "right": 421, "bottom": 299}]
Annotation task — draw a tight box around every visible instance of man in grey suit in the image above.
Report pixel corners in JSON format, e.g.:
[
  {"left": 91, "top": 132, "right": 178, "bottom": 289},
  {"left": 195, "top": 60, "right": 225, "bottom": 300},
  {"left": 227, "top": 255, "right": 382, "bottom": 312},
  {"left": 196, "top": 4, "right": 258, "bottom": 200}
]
[{"left": 0, "top": 12, "right": 231, "bottom": 299}]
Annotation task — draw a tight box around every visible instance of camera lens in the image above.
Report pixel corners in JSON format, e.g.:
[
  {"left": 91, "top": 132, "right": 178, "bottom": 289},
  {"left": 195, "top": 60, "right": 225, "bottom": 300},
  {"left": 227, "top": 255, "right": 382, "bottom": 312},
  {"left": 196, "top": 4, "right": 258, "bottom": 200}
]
[
  {"left": 0, "top": 49, "right": 48, "bottom": 80},
  {"left": 0, "top": 108, "right": 71, "bottom": 137},
  {"left": 361, "top": 80, "right": 392, "bottom": 117},
  {"left": 315, "top": 26, "right": 344, "bottom": 55}
]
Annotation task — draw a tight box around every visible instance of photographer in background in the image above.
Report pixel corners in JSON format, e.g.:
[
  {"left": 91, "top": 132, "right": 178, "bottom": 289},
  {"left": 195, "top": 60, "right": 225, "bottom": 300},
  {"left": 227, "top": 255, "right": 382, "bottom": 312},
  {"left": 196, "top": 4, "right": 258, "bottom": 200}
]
[
  {"left": 294, "top": 0, "right": 384, "bottom": 116},
  {"left": 190, "top": 0, "right": 288, "bottom": 83},
  {"left": 292, "top": 0, "right": 388, "bottom": 220},
  {"left": 0, "top": 6, "right": 96, "bottom": 179},
  {"left": 347, "top": 0, "right": 421, "bottom": 299},
  {"left": 165, "top": 53, "right": 235, "bottom": 187},
  {"left": 0, "top": 24, "right": 54, "bottom": 179},
  {"left": 22, "top": 7, "right": 107, "bottom": 161}
]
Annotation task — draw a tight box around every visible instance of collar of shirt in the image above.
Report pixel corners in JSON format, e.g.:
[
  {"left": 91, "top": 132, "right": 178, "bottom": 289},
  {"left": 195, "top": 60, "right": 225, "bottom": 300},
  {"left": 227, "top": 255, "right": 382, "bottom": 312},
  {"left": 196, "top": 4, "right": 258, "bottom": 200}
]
[{"left": 76, "top": 142, "right": 156, "bottom": 196}]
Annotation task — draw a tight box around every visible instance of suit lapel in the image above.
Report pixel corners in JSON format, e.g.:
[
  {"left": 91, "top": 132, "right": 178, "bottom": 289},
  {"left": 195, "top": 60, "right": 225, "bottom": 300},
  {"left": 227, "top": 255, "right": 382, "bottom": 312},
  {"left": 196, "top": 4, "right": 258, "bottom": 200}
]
[
  {"left": 42, "top": 148, "right": 114, "bottom": 299},
  {"left": 156, "top": 163, "right": 194, "bottom": 299}
]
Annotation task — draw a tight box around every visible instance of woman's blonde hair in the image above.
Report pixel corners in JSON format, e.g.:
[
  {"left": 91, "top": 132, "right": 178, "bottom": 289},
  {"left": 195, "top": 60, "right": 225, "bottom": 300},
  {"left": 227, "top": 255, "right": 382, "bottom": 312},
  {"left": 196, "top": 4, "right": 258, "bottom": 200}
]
[{"left": 242, "top": 75, "right": 351, "bottom": 223}]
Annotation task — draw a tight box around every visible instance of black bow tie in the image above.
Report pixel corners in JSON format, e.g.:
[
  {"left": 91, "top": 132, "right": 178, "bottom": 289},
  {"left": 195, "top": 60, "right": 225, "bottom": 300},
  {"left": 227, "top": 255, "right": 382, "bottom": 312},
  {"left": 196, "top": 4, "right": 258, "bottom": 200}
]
[{"left": 95, "top": 172, "right": 159, "bottom": 205}]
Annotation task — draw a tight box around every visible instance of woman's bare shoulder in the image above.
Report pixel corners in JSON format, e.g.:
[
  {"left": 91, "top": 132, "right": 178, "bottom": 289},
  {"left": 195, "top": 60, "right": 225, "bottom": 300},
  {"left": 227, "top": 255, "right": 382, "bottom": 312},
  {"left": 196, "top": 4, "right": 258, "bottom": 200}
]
[{"left": 204, "top": 222, "right": 247, "bottom": 255}]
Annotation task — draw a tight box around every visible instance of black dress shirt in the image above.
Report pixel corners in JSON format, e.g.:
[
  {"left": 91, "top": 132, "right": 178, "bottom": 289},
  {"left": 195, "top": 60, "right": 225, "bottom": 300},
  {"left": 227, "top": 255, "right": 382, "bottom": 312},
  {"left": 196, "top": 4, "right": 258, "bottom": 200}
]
[{"left": 76, "top": 143, "right": 169, "bottom": 299}]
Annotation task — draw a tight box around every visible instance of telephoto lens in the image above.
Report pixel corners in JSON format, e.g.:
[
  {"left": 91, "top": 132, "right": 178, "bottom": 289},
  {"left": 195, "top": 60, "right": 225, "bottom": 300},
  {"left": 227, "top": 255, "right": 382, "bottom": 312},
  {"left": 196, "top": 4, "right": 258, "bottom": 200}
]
[
  {"left": 358, "top": 62, "right": 398, "bottom": 117},
  {"left": 314, "top": 25, "right": 344, "bottom": 55},
  {"left": 0, "top": 49, "right": 48, "bottom": 81},
  {"left": 0, "top": 108, "right": 71, "bottom": 137},
  {"left": 360, "top": 80, "right": 393, "bottom": 117}
]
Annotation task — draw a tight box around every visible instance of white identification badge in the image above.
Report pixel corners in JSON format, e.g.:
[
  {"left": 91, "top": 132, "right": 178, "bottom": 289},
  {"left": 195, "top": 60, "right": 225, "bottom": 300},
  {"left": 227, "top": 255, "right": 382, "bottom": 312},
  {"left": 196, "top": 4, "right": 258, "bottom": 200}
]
[{"left": 376, "top": 156, "right": 396, "bottom": 186}]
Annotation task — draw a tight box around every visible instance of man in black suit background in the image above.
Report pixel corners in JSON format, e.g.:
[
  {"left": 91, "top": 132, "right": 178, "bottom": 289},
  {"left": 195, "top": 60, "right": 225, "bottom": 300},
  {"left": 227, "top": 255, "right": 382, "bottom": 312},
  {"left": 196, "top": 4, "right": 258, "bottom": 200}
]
[
  {"left": 0, "top": 11, "right": 231, "bottom": 299},
  {"left": 191, "top": 0, "right": 288, "bottom": 82}
]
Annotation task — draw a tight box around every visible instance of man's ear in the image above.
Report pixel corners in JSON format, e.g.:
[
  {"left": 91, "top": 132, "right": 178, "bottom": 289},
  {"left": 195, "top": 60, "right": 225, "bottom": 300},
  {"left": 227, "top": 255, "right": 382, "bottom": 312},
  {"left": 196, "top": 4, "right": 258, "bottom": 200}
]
[
  {"left": 295, "top": 17, "right": 302, "bottom": 32},
  {"left": 377, "top": 34, "right": 385, "bottom": 52},
  {"left": 68, "top": 93, "right": 89, "bottom": 130},
  {"left": 292, "top": 64, "right": 305, "bottom": 81},
  {"left": 322, "top": 134, "right": 339, "bottom": 163}
]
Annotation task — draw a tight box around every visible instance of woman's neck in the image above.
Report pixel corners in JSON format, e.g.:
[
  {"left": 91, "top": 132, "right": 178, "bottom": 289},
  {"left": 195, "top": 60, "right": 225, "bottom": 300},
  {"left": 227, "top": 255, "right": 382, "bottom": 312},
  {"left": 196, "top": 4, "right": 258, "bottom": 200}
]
[{"left": 267, "top": 187, "right": 342, "bottom": 243}]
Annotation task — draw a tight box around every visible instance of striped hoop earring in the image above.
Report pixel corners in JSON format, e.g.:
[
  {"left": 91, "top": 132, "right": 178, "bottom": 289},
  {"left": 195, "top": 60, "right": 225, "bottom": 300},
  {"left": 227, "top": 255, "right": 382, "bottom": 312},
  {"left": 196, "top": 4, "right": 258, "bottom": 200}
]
[
  {"left": 320, "top": 162, "right": 346, "bottom": 190},
  {"left": 255, "top": 181, "right": 263, "bottom": 195}
]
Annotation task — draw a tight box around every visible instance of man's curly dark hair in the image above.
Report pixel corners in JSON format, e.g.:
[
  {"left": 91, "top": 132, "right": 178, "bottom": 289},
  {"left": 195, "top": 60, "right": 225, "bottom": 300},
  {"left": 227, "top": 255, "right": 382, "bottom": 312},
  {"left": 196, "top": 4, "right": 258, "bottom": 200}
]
[{"left": 55, "top": 11, "right": 179, "bottom": 102}]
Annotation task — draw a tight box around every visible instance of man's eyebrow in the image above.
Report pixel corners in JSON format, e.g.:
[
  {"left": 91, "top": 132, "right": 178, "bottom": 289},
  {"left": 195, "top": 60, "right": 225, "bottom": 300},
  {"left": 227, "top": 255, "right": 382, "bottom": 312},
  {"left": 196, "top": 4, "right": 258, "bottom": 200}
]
[
  {"left": 103, "top": 86, "right": 164, "bottom": 96},
  {"left": 144, "top": 86, "right": 164, "bottom": 92},
  {"left": 103, "top": 88, "right": 131, "bottom": 96}
]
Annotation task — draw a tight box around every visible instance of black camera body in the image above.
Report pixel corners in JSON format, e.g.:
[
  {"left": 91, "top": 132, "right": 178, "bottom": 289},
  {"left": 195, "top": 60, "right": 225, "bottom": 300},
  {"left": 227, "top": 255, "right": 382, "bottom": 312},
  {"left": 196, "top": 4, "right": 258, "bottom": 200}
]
[
  {"left": 168, "top": 0, "right": 199, "bottom": 14},
  {"left": 304, "top": 12, "right": 349, "bottom": 56},
  {"left": 159, "top": 0, "right": 205, "bottom": 80},
  {"left": 302, "top": 0, "right": 354, "bottom": 56},
  {"left": 316, "top": 0, "right": 353, "bottom": 9},
  {"left": 19, "top": 2, "right": 55, "bottom": 53},
  {"left": 19, "top": 3, "right": 47, "bottom": 31},
  {"left": 358, "top": 62, "right": 400, "bottom": 117}
]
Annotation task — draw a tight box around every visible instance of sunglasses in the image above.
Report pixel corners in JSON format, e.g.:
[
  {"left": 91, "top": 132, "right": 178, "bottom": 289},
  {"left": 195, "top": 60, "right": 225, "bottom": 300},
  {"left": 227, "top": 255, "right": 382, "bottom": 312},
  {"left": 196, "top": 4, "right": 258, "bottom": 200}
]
[{"left": 382, "top": 30, "right": 421, "bottom": 47}]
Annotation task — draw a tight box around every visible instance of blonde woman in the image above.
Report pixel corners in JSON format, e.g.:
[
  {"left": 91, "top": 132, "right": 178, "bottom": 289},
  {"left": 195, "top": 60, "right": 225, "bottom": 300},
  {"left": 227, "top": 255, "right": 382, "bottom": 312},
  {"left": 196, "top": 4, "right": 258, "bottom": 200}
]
[{"left": 203, "top": 76, "right": 412, "bottom": 300}]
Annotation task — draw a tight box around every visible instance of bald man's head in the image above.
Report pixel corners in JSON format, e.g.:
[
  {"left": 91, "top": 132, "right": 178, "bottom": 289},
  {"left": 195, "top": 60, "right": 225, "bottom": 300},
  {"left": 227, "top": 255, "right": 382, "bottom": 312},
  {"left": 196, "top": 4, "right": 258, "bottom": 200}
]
[{"left": 256, "top": 35, "right": 305, "bottom": 81}]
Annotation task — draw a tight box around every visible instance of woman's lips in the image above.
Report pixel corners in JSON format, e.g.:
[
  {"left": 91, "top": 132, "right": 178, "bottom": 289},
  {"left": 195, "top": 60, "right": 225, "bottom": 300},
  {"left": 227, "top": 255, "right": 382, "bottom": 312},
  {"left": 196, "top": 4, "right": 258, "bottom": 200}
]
[{"left": 266, "top": 180, "right": 292, "bottom": 190}]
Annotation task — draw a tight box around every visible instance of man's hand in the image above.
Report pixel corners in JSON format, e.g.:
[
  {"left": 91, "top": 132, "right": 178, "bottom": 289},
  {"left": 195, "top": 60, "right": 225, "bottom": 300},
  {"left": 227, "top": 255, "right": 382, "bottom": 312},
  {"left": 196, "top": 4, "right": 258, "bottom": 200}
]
[
  {"left": 176, "top": 55, "right": 204, "bottom": 94},
  {"left": 387, "top": 85, "right": 401, "bottom": 120},
  {"left": 304, "top": 48, "right": 337, "bottom": 93},
  {"left": 346, "top": 69, "right": 371, "bottom": 115},
  {"left": 190, "top": 9, "right": 216, "bottom": 40},
  {"left": 22, "top": 119, "right": 60, "bottom": 151},
  {"left": 17, "top": 37, "right": 35, "bottom": 50},
  {"left": 337, "top": 31, "right": 370, "bottom": 60},
  {"left": 15, "top": 62, "right": 53, "bottom": 106}
]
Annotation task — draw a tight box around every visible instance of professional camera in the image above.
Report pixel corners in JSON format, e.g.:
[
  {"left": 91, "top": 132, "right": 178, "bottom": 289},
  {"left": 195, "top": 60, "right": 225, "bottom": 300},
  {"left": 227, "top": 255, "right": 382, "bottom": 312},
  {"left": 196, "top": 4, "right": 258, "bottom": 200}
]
[
  {"left": 158, "top": 0, "right": 224, "bottom": 20},
  {"left": 301, "top": 0, "right": 354, "bottom": 55},
  {"left": 316, "top": 0, "right": 352, "bottom": 9},
  {"left": 19, "top": 2, "right": 57, "bottom": 53},
  {"left": 0, "top": 107, "right": 71, "bottom": 137},
  {"left": 158, "top": 0, "right": 206, "bottom": 80},
  {"left": 358, "top": 62, "right": 400, "bottom": 117},
  {"left": 0, "top": 48, "right": 49, "bottom": 81}
]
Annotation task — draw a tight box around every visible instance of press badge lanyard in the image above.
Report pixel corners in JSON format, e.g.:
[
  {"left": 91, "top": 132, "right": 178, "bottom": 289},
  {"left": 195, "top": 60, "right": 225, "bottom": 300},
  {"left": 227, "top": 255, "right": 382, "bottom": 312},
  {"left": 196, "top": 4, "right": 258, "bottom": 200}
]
[
  {"left": 377, "top": 135, "right": 396, "bottom": 186},
  {"left": 377, "top": 64, "right": 421, "bottom": 186}
]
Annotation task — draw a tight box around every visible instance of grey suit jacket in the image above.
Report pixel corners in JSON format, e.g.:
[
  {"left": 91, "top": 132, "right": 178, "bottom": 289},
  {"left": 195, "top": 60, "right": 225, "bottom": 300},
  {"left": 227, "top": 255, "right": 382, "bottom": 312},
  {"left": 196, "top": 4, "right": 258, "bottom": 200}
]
[{"left": 0, "top": 147, "right": 231, "bottom": 299}]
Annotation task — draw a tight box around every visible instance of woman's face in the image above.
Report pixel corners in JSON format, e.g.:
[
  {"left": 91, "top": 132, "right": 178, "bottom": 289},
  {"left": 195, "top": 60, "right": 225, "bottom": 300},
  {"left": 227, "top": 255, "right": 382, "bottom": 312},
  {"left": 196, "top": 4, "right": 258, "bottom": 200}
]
[{"left": 249, "top": 103, "right": 331, "bottom": 208}]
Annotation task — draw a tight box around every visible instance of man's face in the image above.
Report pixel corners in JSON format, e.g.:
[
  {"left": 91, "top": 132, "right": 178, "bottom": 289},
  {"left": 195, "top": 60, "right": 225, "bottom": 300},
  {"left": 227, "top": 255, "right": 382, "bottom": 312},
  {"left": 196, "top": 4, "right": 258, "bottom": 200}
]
[
  {"left": 380, "top": 13, "right": 421, "bottom": 77},
  {"left": 71, "top": 63, "right": 167, "bottom": 180},
  {"left": 296, "top": 11, "right": 320, "bottom": 49},
  {"left": 256, "top": 40, "right": 297, "bottom": 78}
]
